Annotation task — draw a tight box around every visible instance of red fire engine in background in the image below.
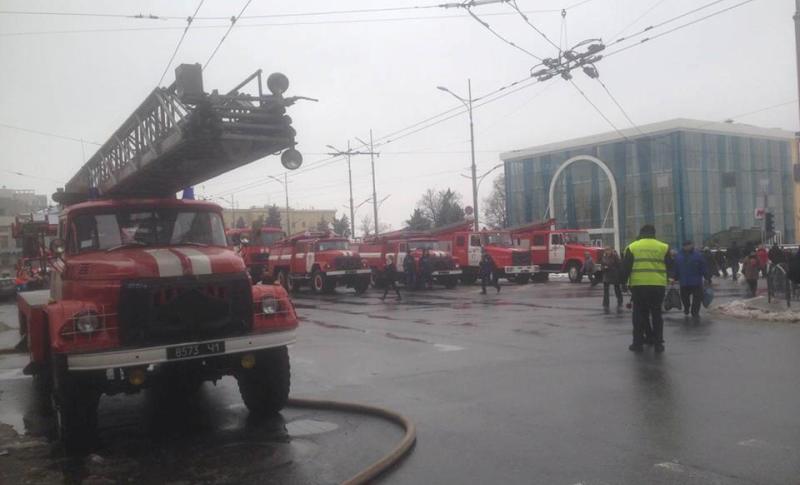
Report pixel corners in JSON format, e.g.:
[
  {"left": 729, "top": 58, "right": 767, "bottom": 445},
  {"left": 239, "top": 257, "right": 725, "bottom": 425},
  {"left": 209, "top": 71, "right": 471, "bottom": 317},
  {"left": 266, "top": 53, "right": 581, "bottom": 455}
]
[
  {"left": 510, "top": 219, "right": 604, "bottom": 283},
  {"left": 11, "top": 212, "right": 57, "bottom": 291},
  {"left": 356, "top": 230, "right": 461, "bottom": 289},
  {"left": 16, "top": 65, "right": 306, "bottom": 449},
  {"left": 268, "top": 231, "right": 372, "bottom": 294},
  {"left": 431, "top": 222, "right": 538, "bottom": 284},
  {"left": 226, "top": 226, "right": 285, "bottom": 283}
]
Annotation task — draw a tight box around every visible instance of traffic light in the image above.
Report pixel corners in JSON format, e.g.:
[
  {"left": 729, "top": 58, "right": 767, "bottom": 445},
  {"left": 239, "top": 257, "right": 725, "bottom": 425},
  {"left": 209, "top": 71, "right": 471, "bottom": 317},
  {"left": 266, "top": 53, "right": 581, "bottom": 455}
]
[{"left": 764, "top": 211, "right": 775, "bottom": 235}]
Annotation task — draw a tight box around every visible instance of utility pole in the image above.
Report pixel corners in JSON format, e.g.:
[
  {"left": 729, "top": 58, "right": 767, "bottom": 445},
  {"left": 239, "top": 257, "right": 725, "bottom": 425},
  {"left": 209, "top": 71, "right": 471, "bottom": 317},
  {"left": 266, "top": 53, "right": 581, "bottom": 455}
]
[
  {"left": 369, "top": 130, "right": 379, "bottom": 235},
  {"left": 326, "top": 141, "right": 379, "bottom": 238},
  {"left": 437, "top": 79, "right": 479, "bottom": 231},
  {"left": 793, "top": 0, "right": 800, "bottom": 238}
]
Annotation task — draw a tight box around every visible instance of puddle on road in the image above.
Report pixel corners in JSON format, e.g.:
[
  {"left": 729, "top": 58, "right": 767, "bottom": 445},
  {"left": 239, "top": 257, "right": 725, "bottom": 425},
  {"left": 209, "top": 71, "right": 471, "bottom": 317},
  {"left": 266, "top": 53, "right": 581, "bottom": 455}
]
[{"left": 286, "top": 419, "right": 339, "bottom": 437}]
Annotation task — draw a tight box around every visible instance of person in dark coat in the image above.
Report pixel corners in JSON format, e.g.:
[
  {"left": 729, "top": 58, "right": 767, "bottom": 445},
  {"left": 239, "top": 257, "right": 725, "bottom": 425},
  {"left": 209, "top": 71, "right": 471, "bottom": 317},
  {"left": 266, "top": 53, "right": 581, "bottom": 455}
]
[
  {"left": 673, "top": 240, "right": 708, "bottom": 317},
  {"left": 714, "top": 248, "right": 727, "bottom": 278},
  {"left": 403, "top": 251, "right": 416, "bottom": 288},
  {"left": 727, "top": 241, "right": 741, "bottom": 280},
  {"left": 381, "top": 255, "right": 401, "bottom": 301},
  {"left": 600, "top": 247, "right": 623, "bottom": 309},
  {"left": 702, "top": 247, "right": 717, "bottom": 285},
  {"left": 420, "top": 249, "right": 433, "bottom": 289},
  {"left": 479, "top": 252, "right": 500, "bottom": 294},
  {"left": 768, "top": 243, "right": 785, "bottom": 267},
  {"left": 788, "top": 248, "right": 800, "bottom": 285}
]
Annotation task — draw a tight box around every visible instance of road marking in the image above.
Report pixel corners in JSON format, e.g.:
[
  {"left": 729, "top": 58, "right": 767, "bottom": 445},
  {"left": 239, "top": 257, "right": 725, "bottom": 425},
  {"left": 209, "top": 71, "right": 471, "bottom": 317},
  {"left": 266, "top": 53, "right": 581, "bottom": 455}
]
[{"left": 0, "top": 368, "right": 26, "bottom": 381}]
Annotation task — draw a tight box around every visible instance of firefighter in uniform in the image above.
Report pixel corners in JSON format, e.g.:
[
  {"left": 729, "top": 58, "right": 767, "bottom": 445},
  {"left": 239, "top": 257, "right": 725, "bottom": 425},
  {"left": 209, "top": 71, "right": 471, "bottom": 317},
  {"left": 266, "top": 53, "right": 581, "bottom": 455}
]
[{"left": 621, "top": 225, "right": 671, "bottom": 353}]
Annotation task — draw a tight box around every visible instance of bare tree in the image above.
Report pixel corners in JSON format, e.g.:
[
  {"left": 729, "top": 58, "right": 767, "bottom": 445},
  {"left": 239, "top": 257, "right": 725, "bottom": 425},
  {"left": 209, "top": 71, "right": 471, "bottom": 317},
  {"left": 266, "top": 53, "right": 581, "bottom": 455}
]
[
  {"left": 416, "top": 188, "right": 465, "bottom": 228},
  {"left": 359, "top": 214, "right": 390, "bottom": 237},
  {"left": 483, "top": 173, "right": 507, "bottom": 229}
]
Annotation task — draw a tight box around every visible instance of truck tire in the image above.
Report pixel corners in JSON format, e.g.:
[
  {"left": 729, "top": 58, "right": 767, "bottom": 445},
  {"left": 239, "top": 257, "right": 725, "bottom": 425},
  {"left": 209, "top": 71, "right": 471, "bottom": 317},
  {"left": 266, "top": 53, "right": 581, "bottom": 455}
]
[
  {"left": 443, "top": 276, "right": 458, "bottom": 289},
  {"left": 514, "top": 274, "right": 531, "bottom": 285},
  {"left": 287, "top": 273, "right": 300, "bottom": 293},
  {"left": 276, "top": 270, "right": 289, "bottom": 290},
  {"left": 311, "top": 270, "right": 326, "bottom": 294},
  {"left": 568, "top": 262, "right": 583, "bottom": 283},
  {"left": 52, "top": 363, "right": 101, "bottom": 451},
  {"left": 236, "top": 346, "right": 290, "bottom": 415},
  {"left": 532, "top": 272, "right": 549, "bottom": 283},
  {"left": 460, "top": 272, "right": 478, "bottom": 285},
  {"left": 353, "top": 276, "right": 370, "bottom": 294}
]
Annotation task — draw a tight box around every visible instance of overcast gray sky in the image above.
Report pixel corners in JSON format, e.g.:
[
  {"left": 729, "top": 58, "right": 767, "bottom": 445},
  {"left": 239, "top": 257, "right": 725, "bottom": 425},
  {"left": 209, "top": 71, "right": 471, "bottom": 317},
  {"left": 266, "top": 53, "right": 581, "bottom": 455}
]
[{"left": 0, "top": 0, "right": 795, "bottom": 231}]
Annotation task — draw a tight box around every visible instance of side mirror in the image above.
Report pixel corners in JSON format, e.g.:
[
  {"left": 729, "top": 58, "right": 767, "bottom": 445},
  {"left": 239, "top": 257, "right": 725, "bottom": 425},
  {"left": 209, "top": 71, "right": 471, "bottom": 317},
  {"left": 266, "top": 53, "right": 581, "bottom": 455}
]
[
  {"left": 240, "top": 236, "right": 250, "bottom": 247},
  {"left": 50, "top": 238, "right": 66, "bottom": 257}
]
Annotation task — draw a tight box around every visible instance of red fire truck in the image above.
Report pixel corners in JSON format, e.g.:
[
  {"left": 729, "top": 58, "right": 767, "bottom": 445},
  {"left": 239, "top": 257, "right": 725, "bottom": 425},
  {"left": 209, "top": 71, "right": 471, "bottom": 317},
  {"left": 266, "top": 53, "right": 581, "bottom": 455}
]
[
  {"left": 11, "top": 212, "right": 58, "bottom": 291},
  {"left": 226, "top": 226, "right": 285, "bottom": 283},
  {"left": 432, "top": 222, "right": 538, "bottom": 284},
  {"left": 268, "top": 231, "right": 372, "bottom": 294},
  {"left": 357, "top": 230, "right": 461, "bottom": 289},
  {"left": 16, "top": 65, "right": 305, "bottom": 449},
  {"left": 510, "top": 219, "right": 604, "bottom": 283}
]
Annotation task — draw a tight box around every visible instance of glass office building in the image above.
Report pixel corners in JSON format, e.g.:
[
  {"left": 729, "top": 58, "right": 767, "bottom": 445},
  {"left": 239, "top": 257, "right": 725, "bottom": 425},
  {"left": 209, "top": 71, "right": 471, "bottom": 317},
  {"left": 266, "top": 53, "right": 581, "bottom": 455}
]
[{"left": 501, "top": 119, "right": 795, "bottom": 247}]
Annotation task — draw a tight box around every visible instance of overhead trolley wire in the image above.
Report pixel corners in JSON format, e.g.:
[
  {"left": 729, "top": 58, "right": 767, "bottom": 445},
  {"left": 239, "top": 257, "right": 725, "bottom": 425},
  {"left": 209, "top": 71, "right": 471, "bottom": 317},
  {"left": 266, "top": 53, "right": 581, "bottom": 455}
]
[
  {"left": 157, "top": 0, "right": 204, "bottom": 86},
  {"left": 203, "top": 0, "right": 253, "bottom": 70}
]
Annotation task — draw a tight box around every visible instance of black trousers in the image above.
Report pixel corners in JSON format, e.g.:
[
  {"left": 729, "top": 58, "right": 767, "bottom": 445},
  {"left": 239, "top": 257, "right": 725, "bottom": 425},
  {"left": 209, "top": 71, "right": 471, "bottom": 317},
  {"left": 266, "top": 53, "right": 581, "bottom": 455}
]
[
  {"left": 481, "top": 273, "right": 499, "bottom": 293},
  {"left": 602, "top": 282, "right": 622, "bottom": 307},
  {"left": 382, "top": 279, "right": 401, "bottom": 298},
  {"left": 730, "top": 262, "right": 739, "bottom": 279},
  {"left": 680, "top": 285, "right": 703, "bottom": 315},
  {"left": 746, "top": 279, "right": 758, "bottom": 297},
  {"left": 631, "top": 286, "right": 666, "bottom": 346}
]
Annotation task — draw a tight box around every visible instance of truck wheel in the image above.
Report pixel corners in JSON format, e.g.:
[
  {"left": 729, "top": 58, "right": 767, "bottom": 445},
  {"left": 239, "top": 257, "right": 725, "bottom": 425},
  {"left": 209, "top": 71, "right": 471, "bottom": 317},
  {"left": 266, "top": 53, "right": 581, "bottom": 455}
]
[
  {"left": 532, "top": 272, "right": 549, "bottom": 283},
  {"left": 443, "top": 276, "right": 458, "bottom": 289},
  {"left": 276, "top": 270, "right": 289, "bottom": 290},
  {"left": 287, "top": 273, "right": 300, "bottom": 293},
  {"left": 52, "top": 365, "right": 100, "bottom": 451},
  {"left": 568, "top": 263, "right": 583, "bottom": 283},
  {"left": 460, "top": 272, "right": 478, "bottom": 285},
  {"left": 310, "top": 270, "right": 326, "bottom": 294},
  {"left": 514, "top": 274, "right": 531, "bottom": 285},
  {"left": 236, "top": 346, "right": 290, "bottom": 415},
  {"left": 353, "top": 277, "right": 370, "bottom": 294}
]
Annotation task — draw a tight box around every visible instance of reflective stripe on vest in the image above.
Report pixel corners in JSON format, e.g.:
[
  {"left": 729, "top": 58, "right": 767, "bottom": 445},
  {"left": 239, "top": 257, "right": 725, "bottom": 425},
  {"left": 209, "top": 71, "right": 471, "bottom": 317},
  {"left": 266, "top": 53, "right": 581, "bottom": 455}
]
[{"left": 629, "top": 238, "right": 669, "bottom": 287}]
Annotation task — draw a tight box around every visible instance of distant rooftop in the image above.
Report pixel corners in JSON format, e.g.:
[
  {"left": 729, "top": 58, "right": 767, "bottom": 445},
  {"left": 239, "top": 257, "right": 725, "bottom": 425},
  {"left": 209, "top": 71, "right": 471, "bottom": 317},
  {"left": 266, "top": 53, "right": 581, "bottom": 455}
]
[{"left": 500, "top": 118, "right": 795, "bottom": 162}]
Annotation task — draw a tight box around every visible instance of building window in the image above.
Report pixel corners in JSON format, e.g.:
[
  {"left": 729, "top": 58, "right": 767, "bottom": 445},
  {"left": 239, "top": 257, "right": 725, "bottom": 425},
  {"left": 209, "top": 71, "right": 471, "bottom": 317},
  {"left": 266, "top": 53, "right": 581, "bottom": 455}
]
[{"left": 722, "top": 172, "right": 736, "bottom": 188}]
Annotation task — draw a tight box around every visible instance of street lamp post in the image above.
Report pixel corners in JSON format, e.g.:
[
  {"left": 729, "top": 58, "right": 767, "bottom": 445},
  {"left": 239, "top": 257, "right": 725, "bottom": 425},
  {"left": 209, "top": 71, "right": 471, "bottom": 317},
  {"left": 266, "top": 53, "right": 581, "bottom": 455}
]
[
  {"left": 268, "top": 174, "right": 290, "bottom": 235},
  {"left": 438, "top": 79, "right": 479, "bottom": 231}
]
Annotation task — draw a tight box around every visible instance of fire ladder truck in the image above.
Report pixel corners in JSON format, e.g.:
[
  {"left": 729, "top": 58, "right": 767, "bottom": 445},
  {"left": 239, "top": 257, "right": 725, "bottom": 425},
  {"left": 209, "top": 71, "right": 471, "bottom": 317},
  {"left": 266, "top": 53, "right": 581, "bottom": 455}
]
[{"left": 16, "top": 64, "right": 306, "bottom": 449}]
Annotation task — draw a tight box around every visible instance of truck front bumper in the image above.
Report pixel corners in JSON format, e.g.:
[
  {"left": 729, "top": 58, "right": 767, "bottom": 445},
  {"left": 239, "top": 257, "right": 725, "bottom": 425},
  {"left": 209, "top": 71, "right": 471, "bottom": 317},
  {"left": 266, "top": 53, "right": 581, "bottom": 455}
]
[
  {"left": 503, "top": 265, "right": 539, "bottom": 275},
  {"left": 325, "top": 269, "right": 371, "bottom": 276},
  {"left": 432, "top": 269, "right": 463, "bottom": 276},
  {"left": 65, "top": 330, "right": 296, "bottom": 371}
]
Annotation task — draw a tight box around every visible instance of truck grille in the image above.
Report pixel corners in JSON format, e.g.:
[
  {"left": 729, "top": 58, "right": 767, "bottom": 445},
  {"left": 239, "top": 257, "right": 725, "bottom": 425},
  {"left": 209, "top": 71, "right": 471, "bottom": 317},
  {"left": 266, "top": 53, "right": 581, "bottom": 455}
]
[
  {"left": 431, "top": 257, "right": 453, "bottom": 271},
  {"left": 118, "top": 273, "right": 253, "bottom": 347},
  {"left": 334, "top": 256, "right": 362, "bottom": 270},
  {"left": 512, "top": 251, "right": 531, "bottom": 266},
  {"left": 251, "top": 253, "right": 269, "bottom": 262}
]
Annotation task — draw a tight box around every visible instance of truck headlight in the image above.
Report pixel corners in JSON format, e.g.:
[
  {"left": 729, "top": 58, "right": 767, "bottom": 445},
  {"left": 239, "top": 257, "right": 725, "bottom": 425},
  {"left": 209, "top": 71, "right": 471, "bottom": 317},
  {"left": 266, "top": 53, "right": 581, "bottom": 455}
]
[
  {"left": 261, "top": 297, "right": 278, "bottom": 315},
  {"left": 75, "top": 311, "right": 100, "bottom": 334}
]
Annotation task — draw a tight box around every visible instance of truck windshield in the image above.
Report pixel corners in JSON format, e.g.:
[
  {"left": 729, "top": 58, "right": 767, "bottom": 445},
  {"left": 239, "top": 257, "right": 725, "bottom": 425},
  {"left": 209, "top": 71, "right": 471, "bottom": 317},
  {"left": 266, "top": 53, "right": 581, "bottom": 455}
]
[
  {"left": 316, "top": 240, "right": 349, "bottom": 251},
  {"left": 71, "top": 209, "right": 227, "bottom": 252},
  {"left": 408, "top": 240, "right": 437, "bottom": 251},
  {"left": 482, "top": 233, "right": 512, "bottom": 246},
  {"left": 563, "top": 232, "right": 591, "bottom": 245},
  {"left": 251, "top": 231, "right": 285, "bottom": 246}
]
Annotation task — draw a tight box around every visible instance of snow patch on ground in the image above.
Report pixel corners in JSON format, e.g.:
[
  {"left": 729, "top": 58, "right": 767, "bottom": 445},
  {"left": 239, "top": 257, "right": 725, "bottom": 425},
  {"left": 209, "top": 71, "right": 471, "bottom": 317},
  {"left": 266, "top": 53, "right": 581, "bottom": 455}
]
[{"left": 713, "top": 298, "right": 800, "bottom": 323}]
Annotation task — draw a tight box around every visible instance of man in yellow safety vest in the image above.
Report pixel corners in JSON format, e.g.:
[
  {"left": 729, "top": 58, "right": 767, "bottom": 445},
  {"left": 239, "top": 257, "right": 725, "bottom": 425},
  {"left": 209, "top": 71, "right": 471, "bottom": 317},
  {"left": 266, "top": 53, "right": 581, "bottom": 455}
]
[{"left": 621, "top": 224, "right": 672, "bottom": 353}]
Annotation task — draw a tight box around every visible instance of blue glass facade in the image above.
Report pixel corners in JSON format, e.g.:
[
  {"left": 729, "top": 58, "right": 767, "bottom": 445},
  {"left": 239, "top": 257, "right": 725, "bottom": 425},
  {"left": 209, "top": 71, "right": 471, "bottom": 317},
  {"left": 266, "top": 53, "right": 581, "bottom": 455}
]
[{"left": 503, "top": 128, "right": 795, "bottom": 247}]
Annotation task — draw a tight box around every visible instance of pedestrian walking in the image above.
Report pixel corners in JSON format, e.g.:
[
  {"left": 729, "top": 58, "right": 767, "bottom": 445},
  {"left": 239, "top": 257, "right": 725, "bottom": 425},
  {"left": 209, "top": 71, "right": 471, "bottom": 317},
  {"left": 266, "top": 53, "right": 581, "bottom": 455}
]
[
  {"left": 479, "top": 252, "right": 500, "bottom": 294},
  {"left": 768, "top": 243, "right": 785, "bottom": 266},
  {"left": 702, "top": 247, "right": 717, "bottom": 285},
  {"left": 380, "top": 255, "right": 402, "bottom": 301},
  {"left": 742, "top": 252, "right": 760, "bottom": 297},
  {"left": 673, "top": 240, "right": 707, "bottom": 317},
  {"left": 621, "top": 224, "right": 672, "bottom": 353},
  {"left": 756, "top": 245, "right": 769, "bottom": 278},
  {"left": 403, "top": 251, "right": 416, "bottom": 288},
  {"left": 727, "top": 241, "right": 741, "bottom": 280},
  {"left": 582, "top": 251, "right": 598, "bottom": 285},
  {"left": 420, "top": 249, "right": 433, "bottom": 289},
  {"left": 600, "top": 247, "right": 623, "bottom": 310},
  {"left": 714, "top": 248, "right": 728, "bottom": 278}
]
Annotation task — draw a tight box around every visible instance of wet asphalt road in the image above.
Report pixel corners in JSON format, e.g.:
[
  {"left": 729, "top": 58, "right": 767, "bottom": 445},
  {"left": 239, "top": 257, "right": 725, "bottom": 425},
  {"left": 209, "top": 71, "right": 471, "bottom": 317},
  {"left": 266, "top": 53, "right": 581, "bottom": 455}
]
[{"left": 0, "top": 277, "right": 799, "bottom": 484}]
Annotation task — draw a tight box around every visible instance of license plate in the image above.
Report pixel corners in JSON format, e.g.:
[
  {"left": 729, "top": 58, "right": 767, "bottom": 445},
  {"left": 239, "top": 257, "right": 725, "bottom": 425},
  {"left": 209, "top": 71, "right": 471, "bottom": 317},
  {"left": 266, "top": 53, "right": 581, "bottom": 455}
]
[
  {"left": 167, "top": 341, "right": 225, "bottom": 360},
  {"left": 345, "top": 270, "right": 357, "bottom": 275},
  {"left": 439, "top": 271, "right": 450, "bottom": 275}
]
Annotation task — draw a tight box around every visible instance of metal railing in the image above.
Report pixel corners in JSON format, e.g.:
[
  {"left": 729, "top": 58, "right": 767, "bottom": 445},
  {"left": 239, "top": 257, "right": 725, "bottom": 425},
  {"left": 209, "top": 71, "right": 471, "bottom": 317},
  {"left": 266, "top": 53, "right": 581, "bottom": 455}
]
[{"left": 767, "top": 263, "right": 800, "bottom": 307}]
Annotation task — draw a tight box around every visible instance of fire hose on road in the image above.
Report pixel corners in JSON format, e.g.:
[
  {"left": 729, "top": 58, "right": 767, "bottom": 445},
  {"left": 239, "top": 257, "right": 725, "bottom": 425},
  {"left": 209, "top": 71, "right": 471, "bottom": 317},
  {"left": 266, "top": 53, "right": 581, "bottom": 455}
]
[{"left": 287, "top": 397, "right": 417, "bottom": 485}]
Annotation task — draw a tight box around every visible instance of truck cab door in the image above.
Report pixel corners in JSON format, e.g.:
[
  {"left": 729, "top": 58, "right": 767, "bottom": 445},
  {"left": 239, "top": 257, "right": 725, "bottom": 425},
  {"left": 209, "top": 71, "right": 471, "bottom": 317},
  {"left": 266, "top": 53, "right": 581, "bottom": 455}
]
[
  {"left": 397, "top": 242, "right": 407, "bottom": 272},
  {"left": 549, "top": 233, "right": 565, "bottom": 266},
  {"left": 468, "top": 234, "right": 482, "bottom": 267}
]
